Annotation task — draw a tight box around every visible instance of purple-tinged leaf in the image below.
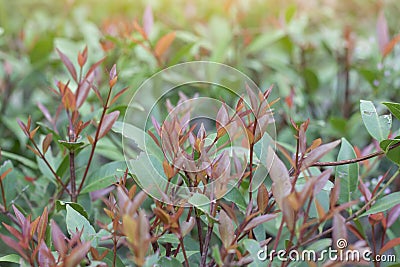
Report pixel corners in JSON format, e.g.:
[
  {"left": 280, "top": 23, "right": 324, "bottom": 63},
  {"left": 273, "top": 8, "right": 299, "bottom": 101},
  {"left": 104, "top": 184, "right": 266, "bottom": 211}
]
[
  {"left": 313, "top": 169, "right": 332, "bottom": 196},
  {"left": 243, "top": 214, "right": 277, "bottom": 232},
  {"left": 143, "top": 5, "right": 154, "bottom": 37},
  {"left": 64, "top": 241, "right": 91, "bottom": 267},
  {"left": 266, "top": 147, "right": 291, "bottom": 209},
  {"left": 98, "top": 111, "right": 120, "bottom": 139},
  {"left": 12, "top": 205, "right": 26, "bottom": 225},
  {"left": 301, "top": 139, "right": 341, "bottom": 170},
  {"left": 181, "top": 217, "right": 195, "bottom": 237},
  {"left": 51, "top": 220, "right": 67, "bottom": 256},
  {"left": 333, "top": 212, "right": 347, "bottom": 249},
  {"left": 56, "top": 48, "right": 77, "bottom": 82},
  {"left": 37, "top": 102, "right": 52, "bottom": 123},
  {"left": 0, "top": 234, "right": 28, "bottom": 260},
  {"left": 245, "top": 84, "right": 259, "bottom": 112},
  {"left": 76, "top": 71, "right": 95, "bottom": 108},
  {"left": 388, "top": 204, "right": 400, "bottom": 228},
  {"left": 85, "top": 57, "right": 106, "bottom": 79},
  {"left": 376, "top": 9, "right": 390, "bottom": 55},
  {"left": 38, "top": 241, "right": 56, "bottom": 267}
]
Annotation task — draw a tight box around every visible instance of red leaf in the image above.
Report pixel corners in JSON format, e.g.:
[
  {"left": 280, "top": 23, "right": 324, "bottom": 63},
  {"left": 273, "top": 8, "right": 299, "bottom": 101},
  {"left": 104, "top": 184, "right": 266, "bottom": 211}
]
[
  {"left": 301, "top": 139, "right": 341, "bottom": 170},
  {"left": 42, "top": 133, "right": 53, "bottom": 155},
  {"left": 17, "top": 118, "right": 28, "bottom": 137},
  {"left": 37, "top": 207, "right": 48, "bottom": 242},
  {"left": 51, "top": 220, "right": 67, "bottom": 256},
  {"left": 0, "top": 168, "right": 12, "bottom": 181},
  {"left": 143, "top": 5, "right": 154, "bottom": 37},
  {"left": 38, "top": 241, "right": 56, "bottom": 267},
  {"left": 0, "top": 234, "right": 28, "bottom": 260},
  {"left": 76, "top": 71, "right": 95, "bottom": 108},
  {"left": 12, "top": 205, "right": 26, "bottom": 225},
  {"left": 380, "top": 237, "right": 400, "bottom": 254},
  {"left": 56, "top": 48, "right": 77, "bottom": 82},
  {"left": 64, "top": 241, "right": 91, "bottom": 267},
  {"left": 155, "top": 32, "right": 176, "bottom": 58},
  {"left": 85, "top": 57, "right": 105, "bottom": 79},
  {"left": 98, "top": 111, "right": 120, "bottom": 139},
  {"left": 77, "top": 46, "right": 88, "bottom": 67},
  {"left": 383, "top": 34, "right": 400, "bottom": 58},
  {"left": 388, "top": 204, "right": 400, "bottom": 228}
]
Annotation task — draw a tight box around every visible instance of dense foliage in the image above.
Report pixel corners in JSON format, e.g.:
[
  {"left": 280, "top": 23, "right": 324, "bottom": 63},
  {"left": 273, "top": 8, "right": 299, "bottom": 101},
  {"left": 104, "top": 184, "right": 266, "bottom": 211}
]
[{"left": 1, "top": 1, "right": 400, "bottom": 266}]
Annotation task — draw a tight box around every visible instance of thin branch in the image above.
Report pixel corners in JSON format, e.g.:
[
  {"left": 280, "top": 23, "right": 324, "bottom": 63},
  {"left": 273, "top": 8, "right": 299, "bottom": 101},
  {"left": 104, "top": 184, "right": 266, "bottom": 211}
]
[
  {"left": 311, "top": 141, "right": 400, "bottom": 167},
  {"left": 77, "top": 86, "right": 113, "bottom": 195}
]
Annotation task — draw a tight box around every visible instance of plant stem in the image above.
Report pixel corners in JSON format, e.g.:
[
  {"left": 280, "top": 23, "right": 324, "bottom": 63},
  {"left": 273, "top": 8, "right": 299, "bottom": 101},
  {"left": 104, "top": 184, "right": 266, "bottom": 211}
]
[
  {"left": 70, "top": 151, "right": 77, "bottom": 202},
  {"left": 0, "top": 178, "right": 7, "bottom": 210},
  {"left": 200, "top": 201, "right": 216, "bottom": 267},
  {"left": 77, "top": 87, "right": 113, "bottom": 195},
  {"left": 31, "top": 139, "right": 70, "bottom": 194},
  {"left": 312, "top": 141, "right": 400, "bottom": 167},
  {"left": 179, "top": 236, "right": 189, "bottom": 267}
]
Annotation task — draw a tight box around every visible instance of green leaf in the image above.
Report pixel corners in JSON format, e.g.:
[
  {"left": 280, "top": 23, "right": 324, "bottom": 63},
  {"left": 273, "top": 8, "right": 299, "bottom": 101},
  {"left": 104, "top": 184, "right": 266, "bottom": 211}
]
[
  {"left": 212, "top": 245, "right": 223, "bottom": 266},
  {"left": 380, "top": 138, "right": 400, "bottom": 165},
  {"left": 336, "top": 138, "right": 359, "bottom": 206},
  {"left": 58, "top": 140, "right": 86, "bottom": 151},
  {"left": 223, "top": 187, "right": 247, "bottom": 212},
  {"left": 81, "top": 161, "right": 126, "bottom": 193},
  {"left": 360, "top": 100, "right": 391, "bottom": 141},
  {"left": 243, "top": 239, "right": 266, "bottom": 267},
  {"left": 306, "top": 238, "right": 332, "bottom": 252},
  {"left": 56, "top": 200, "right": 89, "bottom": 219},
  {"left": 188, "top": 193, "right": 211, "bottom": 216},
  {"left": 0, "top": 254, "right": 21, "bottom": 263},
  {"left": 158, "top": 256, "right": 183, "bottom": 267},
  {"left": 361, "top": 192, "right": 400, "bottom": 217},
  {"left": 0, "top": 150, "right": 37, "bottom": 169},
  {"left": 383, "top": 102, "right": 400, "bottom": 121},
  {"left": 158, "top": 233, "right": 180, "bottom": 244},
  {"left": 66, "top": 204, "right": 97, "bottom": 246}
]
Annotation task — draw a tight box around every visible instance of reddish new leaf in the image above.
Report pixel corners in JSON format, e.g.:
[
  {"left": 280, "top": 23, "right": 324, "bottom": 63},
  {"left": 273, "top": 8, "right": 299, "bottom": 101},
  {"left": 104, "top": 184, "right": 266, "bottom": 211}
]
[
  {"left": 64, "top": 241, "right": 91, "bottom": 267},
  {"left": 56, "top": 49, "right": 77, "bottom": 82},
  {"left": 388, "top": 204, "right": 400, "bottom": 228},
  {"left": 98, "top": 111, "right": 120, "bottom": 139},
  {"left": 76, "top": 71, "right": 95, "bottom": 108},
  {"left": 266, "top": 147, "right": 291, "bottom": 209},
  {"left": 42, "top": 133, "right": 53, "bottom": 155},
  {"left": 301, "top": 139, "right": 341, "bottom": 170},
  {"left": 383, "top": 34, "right": 400, "bottom": 58},
  {"left": 155, "top": 32, "right": 176, "bottom": 58},
  {"left": 51, "top": 220, "right": 67, "bottom": 256},
  {"left": 38, "top": 241, "right": 56, "bottom": 267},
  {"left": 380, "top": 237, "right": 400, "bottom": 254}
]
